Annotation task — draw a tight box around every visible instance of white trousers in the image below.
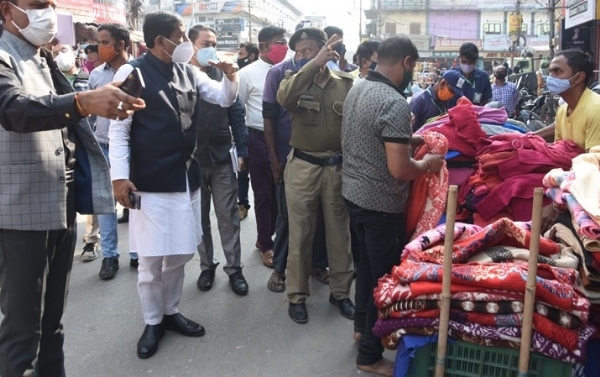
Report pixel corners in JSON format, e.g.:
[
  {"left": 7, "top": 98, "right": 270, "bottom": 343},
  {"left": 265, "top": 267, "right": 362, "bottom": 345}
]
[{"left": 137, "top": 254, "right": 194, "bottom": 325}]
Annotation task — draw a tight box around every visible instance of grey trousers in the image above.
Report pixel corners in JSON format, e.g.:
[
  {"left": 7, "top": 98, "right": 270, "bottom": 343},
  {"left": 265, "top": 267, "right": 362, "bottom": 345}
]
[
  {"left": 197, "top": 163, "right": 243, "bottom": 275},
  {"left": 0, "top": 186, "right": 76, "bottom": 377}
]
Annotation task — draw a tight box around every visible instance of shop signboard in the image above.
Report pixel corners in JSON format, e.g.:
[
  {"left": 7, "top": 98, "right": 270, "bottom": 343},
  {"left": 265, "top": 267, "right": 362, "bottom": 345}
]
[
  {"left": 93, "top": 0, "right": 126, "bottom": 25},
  {"left": 484, "top": 35, "right": 550, "bottom": 51},
  {"left": 215, "top": 18, "right": 242, "bottom": 33},
  {"left": 561, "top": 19, "right": 591, "bottom": 51},
  {"left": 432, "top": 51, "right": 459, "bottom": 58},
  {"left": 195, "top": 1, "right": 243, "bottom": 14},
  {"left": 58, "top": 0, "right": 126, "bottom": 25},
  {"left": 217, "top": 35, "right": 240, "bottom": 49},
  {"left": 434, "top": 38, "right": 482, "bottom": 51},
  {"left": 565, "top": 0, "right": 596, "bottom": 29},
  {"left": 411, "top": 37, "right": 431, "bottom": 51}
]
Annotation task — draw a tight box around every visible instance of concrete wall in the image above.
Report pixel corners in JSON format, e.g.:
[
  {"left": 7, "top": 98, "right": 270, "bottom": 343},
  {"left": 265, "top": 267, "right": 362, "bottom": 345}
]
[{"left": 428, "top": 10, "right": 479, "bottom": 39}]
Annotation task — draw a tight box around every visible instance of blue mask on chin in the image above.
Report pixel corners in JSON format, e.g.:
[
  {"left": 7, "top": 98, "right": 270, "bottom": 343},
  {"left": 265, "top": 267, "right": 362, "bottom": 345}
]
[{"left": 296, "top": 58, "right": 310, "bottom": 69}]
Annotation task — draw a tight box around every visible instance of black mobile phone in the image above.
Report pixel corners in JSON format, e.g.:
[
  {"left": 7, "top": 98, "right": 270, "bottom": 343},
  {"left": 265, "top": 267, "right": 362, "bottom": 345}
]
[
  {"left": 129, "top": 191, "right": 141, "bottom": 210},
  {"left": 119, "top": 67, "right": 145, "bottom": 98}
]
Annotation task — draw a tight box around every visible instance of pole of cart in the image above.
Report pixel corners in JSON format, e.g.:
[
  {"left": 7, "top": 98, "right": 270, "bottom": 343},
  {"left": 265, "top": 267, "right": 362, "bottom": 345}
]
[
  {"left": 518, "top": 187, "right": 544, "bottom": 376},
  {"left": 434, "top": 185, "right": 458, "bottom": 377}
]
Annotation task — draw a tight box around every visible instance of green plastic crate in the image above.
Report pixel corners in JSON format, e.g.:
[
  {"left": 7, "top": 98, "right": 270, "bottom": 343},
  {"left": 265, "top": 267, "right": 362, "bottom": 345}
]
[{"left": 408, "top": 340, "right": 572, "bottom": 377}]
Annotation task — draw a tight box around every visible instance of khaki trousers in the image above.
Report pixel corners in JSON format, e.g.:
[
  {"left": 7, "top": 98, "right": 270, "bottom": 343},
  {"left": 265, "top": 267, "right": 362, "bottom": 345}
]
[{"left": 284, "top": 149, "right": 353, "bottom": 304}]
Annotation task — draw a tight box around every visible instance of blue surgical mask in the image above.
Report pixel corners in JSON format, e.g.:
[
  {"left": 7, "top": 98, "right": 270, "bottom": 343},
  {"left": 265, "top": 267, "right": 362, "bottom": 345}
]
[
  {"left": 196, "top": 46, "right": 218, "bottom": 67},
  {"left": 296, "top": 58, "right": 310, "bottom": 69},
  {"left": 546, "top": 74, "right": 578, "bottom": 96}
]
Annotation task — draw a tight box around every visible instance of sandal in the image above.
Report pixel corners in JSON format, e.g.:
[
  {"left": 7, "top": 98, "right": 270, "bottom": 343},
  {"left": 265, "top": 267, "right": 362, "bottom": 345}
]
[
  {"left": 310, "top": 267, "right": 329, "bottom": 285},
  {"left": 267, "top": 271, "right": 286, "bottom": 292}
]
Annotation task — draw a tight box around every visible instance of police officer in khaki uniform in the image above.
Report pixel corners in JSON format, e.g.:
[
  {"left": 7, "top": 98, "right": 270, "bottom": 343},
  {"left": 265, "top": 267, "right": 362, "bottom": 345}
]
[{"left": 276, "top": 28, "right": 355, "bottom": 324}]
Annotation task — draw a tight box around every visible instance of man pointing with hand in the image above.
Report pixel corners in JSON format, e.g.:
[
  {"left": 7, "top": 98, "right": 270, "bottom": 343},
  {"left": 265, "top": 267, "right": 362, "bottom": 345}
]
[{"left": 0, "top": 0, "right": 144, "bottom": 375}]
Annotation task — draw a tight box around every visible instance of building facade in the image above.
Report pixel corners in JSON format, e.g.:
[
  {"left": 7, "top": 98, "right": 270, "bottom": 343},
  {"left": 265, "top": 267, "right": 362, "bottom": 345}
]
[
  {"left": 173, "top": 0, "right": 304, "bottom": 50},
  {"left": 366, "top": 0, "right": 562, "bottom": 68}
]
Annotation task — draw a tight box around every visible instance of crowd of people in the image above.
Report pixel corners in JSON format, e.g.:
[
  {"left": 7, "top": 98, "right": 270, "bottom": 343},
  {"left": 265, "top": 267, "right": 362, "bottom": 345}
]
[{"left": 0, "top": 1, "right": 599, "bottom": 376}]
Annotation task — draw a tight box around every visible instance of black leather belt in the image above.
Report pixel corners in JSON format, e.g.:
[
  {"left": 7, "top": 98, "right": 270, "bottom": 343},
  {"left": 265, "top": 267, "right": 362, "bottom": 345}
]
[
  {"left": 248, "top": 128, "right": 264, "bottom": 135},
  {"left": 294, "top": 149, "right": 342, "bottom": 166}
]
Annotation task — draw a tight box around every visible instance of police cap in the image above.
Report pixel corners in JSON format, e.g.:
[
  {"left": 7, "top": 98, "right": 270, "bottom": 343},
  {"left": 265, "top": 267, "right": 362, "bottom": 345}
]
[{"left": 289, "top": 27, "right": 327, "bottom": 52}]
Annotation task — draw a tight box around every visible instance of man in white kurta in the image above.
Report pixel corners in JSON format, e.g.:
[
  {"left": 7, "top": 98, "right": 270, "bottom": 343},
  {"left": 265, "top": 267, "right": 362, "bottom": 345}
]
[{"left": 108, "top": 11, "right": 238, "bottom": 359}]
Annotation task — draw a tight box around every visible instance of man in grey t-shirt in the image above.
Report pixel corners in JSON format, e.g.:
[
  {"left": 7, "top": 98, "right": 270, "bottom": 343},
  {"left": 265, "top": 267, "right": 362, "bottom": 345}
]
[{"left": 341, "top": 36, "right": 444, "bottom": 376}]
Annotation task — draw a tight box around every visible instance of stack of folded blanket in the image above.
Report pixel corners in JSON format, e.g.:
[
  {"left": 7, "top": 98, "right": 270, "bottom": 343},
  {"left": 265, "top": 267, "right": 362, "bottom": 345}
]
[
  {"left": 456, "top": 133, "right": 583, "bottom": 225},
  {"left": 373, "top": 219, "right": 596, "bottom": 364}
]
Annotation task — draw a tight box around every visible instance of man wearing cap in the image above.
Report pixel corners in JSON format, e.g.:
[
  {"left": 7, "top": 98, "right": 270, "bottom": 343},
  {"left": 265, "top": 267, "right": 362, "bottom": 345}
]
[
  {"left": 452, "top": 42, "right": 492, "bottom": 106},
  {"left": 409, "top": 70, "right": 464, "bottom": 131},
  {"left": 276, "top": 29, "right": 355, "bottom": 324}
]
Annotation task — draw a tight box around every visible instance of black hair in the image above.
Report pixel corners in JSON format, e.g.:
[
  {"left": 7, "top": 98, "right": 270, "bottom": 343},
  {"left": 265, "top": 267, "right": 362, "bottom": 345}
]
[
  {"left": 84, "top": 44, "right": 99, "bottom": 54},
  {"left": 240, "top": 42, "right": 259, "bottom": 59},
  {"left": 257, "top": 25, "right": 286, "bottom": 43},
  {"left": 324, "top": 26, "right": 343, "bottom": 39},
  {"left": 356, "top": 40, "right": 380, "bottom": 62},
  {"left": 98, "top": 23, "right": 130, "bottom": 49},
  {"left": 513, "top": 66, "right": 521, "bottom": 74},
  {"left": 143, "top": 10, "right": 183, "bottom": 48},
  {"left": 188, "top": 24, "right": 217, "bottom": 44},
  {"left": 377, "top": 36, "right": 419, "bottom": 66},
  {"left": 555, "top": 49, "right": 594, "bottom": 86},
  {"left": 459, "top": 42, "right": 479, "bottom": 62}
]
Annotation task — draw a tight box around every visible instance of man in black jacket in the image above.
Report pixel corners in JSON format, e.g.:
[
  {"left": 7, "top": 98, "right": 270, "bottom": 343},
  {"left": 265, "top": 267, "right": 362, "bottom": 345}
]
[{"left": 189, "top": 25, "right": 249, "bottom": 296}]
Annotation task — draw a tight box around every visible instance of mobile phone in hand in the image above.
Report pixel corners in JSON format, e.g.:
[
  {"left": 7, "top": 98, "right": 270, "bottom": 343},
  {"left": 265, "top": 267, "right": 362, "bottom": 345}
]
[
  {"left": 129, "top": 191, "right": 141, "bottom": 210},
  {"left": 119, "top": 67, "right": 145, "bottom": 98}
]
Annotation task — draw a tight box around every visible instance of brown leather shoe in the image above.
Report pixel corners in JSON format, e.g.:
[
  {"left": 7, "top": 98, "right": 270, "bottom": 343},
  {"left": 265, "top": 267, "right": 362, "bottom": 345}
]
[{"left": 260, "top": 250, "right": 274, "bottom": 268}]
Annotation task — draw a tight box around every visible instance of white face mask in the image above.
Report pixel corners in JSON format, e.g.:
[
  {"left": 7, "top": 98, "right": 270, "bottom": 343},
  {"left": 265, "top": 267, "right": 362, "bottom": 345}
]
[
  {"left": 55, "top": 52, "right": 75, "bottom": 72},
  {"left": 10, "top": 4, "right": 57, "bottom": 47},
  {"left": 460, "top": 63, "right": 475, "bottom": 75},
  {"left": 164, "top": 38, "right": 194, "bottom": 64}
]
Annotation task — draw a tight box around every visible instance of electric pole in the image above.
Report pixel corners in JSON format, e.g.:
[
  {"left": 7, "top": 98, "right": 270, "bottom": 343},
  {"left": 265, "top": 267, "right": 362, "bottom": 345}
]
[
  {"left": 248, "top": 0, "right": 253, "bottom": 42},
  {"left": 548, "top": 0, "right": 556, "bottom": 57},
  {"left": 359, "top": 0, "right": 363, "bottom": 42},
  {"left": 510, "top": 0, "right": 522, "bottom": 69}
]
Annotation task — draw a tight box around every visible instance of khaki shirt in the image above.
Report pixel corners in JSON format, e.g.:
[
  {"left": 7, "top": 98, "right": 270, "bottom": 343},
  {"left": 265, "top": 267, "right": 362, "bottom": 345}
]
[{"left": 277, "top": 60, "right": 353, "bottom": 152}]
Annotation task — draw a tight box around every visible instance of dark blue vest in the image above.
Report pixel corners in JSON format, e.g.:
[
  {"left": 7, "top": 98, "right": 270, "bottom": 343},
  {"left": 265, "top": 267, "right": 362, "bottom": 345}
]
[
  {"left": 196, "top": 67, "right": 232, "bottom": 167},
  {"left": 128, "top": 52, "right": 200, "bottom": 193}
]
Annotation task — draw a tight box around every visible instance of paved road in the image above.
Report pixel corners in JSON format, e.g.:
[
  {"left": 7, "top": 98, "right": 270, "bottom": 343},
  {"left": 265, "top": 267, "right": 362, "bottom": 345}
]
[{"left": 26, "top": 203, "right": 395, "bottom": 376}]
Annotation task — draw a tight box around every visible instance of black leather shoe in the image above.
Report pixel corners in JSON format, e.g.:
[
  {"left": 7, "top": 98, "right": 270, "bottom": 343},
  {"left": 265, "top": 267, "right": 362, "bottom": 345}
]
[
  {"left": 137, "top": 324, "right": 164, "bottom": 359},
  {"left": 229, "top": 271, "right": 248, "bottom": 296},
  {"left": 118, "top": 208, "right": 129, "bottom": 223},
  {"left": 130, "top": 258, "right": 139, "bottom": 269},
  {"left": 197, "top": 269, "right": 215, "bottom": 291},
  {"left": 288, "top": 302, "right": 308, "bottom": 324},
  {"left": 162, "top": 313, "right": 205, "bottom": 337},
  {"left": 329, "top": 294, "right": 355, "bottom": 319},
  {"left": 99, "top": 257, "right": 119, "bottom": 280}
]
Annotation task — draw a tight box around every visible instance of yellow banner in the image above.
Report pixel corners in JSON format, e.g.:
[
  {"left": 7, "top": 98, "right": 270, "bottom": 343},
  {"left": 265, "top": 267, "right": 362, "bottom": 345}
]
[{"left": 508, "top": 13, "right": 523, "bottom": 35}]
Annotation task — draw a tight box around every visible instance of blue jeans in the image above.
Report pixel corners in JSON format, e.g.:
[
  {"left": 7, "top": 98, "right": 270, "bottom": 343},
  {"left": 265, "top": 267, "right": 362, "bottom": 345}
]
[
  {"left": 345, "top": 199, "right": 406, "bottom": 366},
  {"left": 97, "top": 143, "right": 137, "bottom": 260}
]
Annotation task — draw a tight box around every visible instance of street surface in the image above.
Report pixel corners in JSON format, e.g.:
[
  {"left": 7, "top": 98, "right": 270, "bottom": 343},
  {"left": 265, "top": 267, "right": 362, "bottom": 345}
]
[{"left": 3, "top": 197, "right": 395, "bottom": 376}]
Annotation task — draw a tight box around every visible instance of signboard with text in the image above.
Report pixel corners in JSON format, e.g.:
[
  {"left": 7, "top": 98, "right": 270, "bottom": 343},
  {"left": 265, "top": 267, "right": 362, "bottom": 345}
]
[
  {"left": 215, "top": 18, "right": 242, "bottom": 33},
  {"left": 565, "top": 0, "right": 596, "bottom": 28},
  {"left": 58, "top": 0, "right": 126, "bottom": 25},
  {"left": 217, "top": 35, "right": 240, "bottom": 49},
  {"left": 561, "top": 19, "right": 591, "bottom": 51},
  {"left": 434, "top": 38, "right": 482, "bottom": 51}
]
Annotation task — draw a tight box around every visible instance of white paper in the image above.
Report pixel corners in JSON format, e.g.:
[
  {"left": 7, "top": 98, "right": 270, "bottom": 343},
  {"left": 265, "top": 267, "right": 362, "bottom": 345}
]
[{"left": 229, "top": 144, "right": 238, "bottom": 173}]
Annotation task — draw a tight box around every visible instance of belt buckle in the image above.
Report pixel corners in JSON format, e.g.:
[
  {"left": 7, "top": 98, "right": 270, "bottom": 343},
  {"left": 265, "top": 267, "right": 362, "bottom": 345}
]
[
  {"left": 327, "top": 157, "right": 335, "bottom": 165},
  {"left": 65, "top": 169, "right": 74, "bottom": 183}
]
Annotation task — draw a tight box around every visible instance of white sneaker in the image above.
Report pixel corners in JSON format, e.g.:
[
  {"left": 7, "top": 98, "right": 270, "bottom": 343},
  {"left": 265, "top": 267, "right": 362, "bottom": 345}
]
[{"left": 81, "top": 243, "right": 98, "bottom": 262}]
